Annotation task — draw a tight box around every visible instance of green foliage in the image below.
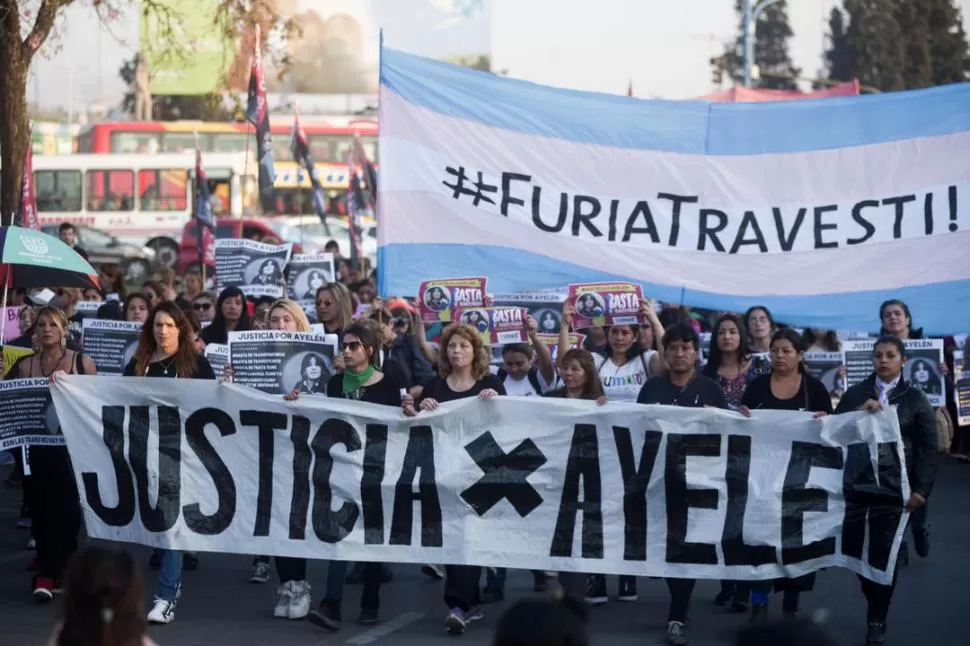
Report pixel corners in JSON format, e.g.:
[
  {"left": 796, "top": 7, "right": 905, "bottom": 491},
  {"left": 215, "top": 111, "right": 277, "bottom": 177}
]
[
  {"left": 119, "top": 54, "right": 233, "bottom": 121},
  {"left": 717, "top": 0, "right": 802, "bottom": 90}
]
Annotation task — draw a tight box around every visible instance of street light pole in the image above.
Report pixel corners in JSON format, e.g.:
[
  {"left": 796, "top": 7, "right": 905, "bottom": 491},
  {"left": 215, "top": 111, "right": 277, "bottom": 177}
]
[{"left": 742, "top": 0, "right": 784, "bottom": 87}]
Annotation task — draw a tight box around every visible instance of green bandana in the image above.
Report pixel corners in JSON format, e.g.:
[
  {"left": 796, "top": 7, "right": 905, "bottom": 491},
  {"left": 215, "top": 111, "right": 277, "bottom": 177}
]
[{"left": 342, "top": 365, "right": 376, "bottom": 396}]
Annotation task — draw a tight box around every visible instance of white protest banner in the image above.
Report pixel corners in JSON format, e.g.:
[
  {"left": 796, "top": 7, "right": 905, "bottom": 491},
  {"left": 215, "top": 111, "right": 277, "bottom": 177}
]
[
  {"left": 0, "top": 378, "right": 57, "bottom": 449},
  {"left": 82, "top": 319, "right": 142, "bottom": 375},
  {"left": 843, "top": 339, "right": 945, "bottom": 406},
  {"left": 215, "top": 239, "right": 292, "bottom": 298},
  {"left": 52, "top": 376, "right": 909, "bottom": 584},
  {"left": 376, "top": 48, "right": 970, "bottom": 334},
  {"left": 228, "top": 330, "right": 338, "bottom": 395}
]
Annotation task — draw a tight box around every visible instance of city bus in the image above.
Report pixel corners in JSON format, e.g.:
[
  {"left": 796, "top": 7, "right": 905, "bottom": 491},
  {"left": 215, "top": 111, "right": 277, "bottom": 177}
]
[
  {"left": 26, "top": 153, "right": 258, "bottom": 267},
  {"left": 76, "top": 118, "right": 378, "bottom": 215}
]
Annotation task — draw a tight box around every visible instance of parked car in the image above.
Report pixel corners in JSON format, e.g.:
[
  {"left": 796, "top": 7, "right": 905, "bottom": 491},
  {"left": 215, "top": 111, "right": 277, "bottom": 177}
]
[
  {"left": 266, "top": 215, "right": 378, "bottom": 265},
  {"left": 41, "top": 224, "right": 157, "bottom": 284},
  {"left": 178, "top": 217, "right": 304, "bottom": 275}
]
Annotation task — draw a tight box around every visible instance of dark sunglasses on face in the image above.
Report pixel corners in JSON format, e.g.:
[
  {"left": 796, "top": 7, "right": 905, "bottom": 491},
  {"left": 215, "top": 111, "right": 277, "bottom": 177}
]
[
  {"left": 341, "top": 341, "right": 363, "bottom": 352},
  {"left": 318, "top": 300, "right": 334, "bottom": 308},
  {"left": 193, "top": 302, "right": 213, "bottom": 311},
  {"left": 392, "top": 317, "right": 408, "bottom": 327}
]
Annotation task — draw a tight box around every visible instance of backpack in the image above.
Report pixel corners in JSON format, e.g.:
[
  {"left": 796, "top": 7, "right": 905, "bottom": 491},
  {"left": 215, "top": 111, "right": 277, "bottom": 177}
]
[
  {"left": 935, "top": 407, "right": 954, "bottom": 454},
  {"left": 497, "top": 366, "right": 544, "bottom": 395}
]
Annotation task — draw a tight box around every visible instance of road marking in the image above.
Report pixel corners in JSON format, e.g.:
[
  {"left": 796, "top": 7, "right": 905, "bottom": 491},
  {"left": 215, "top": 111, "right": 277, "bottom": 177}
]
[{"left": 346, "top": 612, "right": 424, "bottom": 644}]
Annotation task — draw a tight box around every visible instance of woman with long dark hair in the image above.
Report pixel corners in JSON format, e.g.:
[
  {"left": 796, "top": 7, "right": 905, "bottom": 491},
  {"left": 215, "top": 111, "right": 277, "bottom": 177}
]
[
  {"left": 402, "top": 324, "right": 505, "bottom": 636},
  {"left": 803, "top": 329, "right": 841, "bottom": 352},
  {"left": 702, "top": 313, "right": 769, "bottom": 611},
  {"left": 835, "top": 335, "right": 937, "bottom": 645},
  {"left": 3, "top": 306, "right": 96, "bottom": 603},
  {"left": 124, "top": 301, "right": 215, "bottom": 624},
  {"left": 123, "top": 293, "right": 151, "bottom": 324},
  {"left": 200, "top": 286, "right": 251, "bottom": 345},
  {"left": 738, "top": 329, "right": 833, "bottom": 619},
  {"left": 49, "top": 545, "right": 155, "bottom": 646}
]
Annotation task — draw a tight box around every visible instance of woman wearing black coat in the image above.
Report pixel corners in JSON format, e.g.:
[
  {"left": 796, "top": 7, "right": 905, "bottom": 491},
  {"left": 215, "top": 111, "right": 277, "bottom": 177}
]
[{"left": 835, "top": 335, "right": 938, "bottom": 646}]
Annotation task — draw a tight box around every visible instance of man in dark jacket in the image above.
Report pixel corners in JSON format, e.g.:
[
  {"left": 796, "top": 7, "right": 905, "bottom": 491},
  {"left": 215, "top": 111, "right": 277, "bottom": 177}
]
[{"left": 835, "top": 335, "right": 937, "bottom": 646}]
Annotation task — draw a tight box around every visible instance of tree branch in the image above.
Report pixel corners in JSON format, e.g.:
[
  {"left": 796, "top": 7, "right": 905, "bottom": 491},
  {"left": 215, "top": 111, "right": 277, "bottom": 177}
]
[{"left": 21, "top": 0, "right": 70, "bottom": 59}]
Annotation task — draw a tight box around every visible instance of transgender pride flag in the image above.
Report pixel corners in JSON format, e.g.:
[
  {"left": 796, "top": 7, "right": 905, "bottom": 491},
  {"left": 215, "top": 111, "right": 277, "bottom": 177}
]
[{"left": 377, "top": 48, "right": 970, "bottom": 334}]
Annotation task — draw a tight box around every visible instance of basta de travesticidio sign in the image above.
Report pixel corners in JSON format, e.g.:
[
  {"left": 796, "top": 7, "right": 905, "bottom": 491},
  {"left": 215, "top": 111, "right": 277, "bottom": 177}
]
[{"left": 51, "top": 376, "right": 908, "bottom": 584}]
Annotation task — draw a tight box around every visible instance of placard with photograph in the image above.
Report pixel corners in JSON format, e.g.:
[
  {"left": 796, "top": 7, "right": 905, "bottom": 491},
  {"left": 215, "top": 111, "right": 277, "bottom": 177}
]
[
  {"left": 81, "top": 319, "right": 142, "bottom": 376},
  {"left": 843, "top": 338, "right": 945, "bottom": 406},
  {"left": 228, "top": 330, "right": 338, "bottom": 395},
  {"left": 418, "top": 277, "right": 487, "bottom": 323},
  {"left": 215, "top": 239, "right": 293, "bottom": 298}
]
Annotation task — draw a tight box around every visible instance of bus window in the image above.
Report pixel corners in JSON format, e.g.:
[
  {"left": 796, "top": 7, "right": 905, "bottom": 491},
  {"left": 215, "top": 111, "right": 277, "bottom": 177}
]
[
  {"left": 139, "top": 169, "right": 188, "bottom": 211},
  {"left": 275, "top": 189, "right": 315, "bottom": 215},
  {"left": 34, "top": 170, "right": 82, "bottom": 212},
  {"left": 309, "top": 135, "right": 335, "bottom": 162},
  {"left": 161, "top": 133, "right": 196, "bottom": 153},
  {"left": 212, "top": 134, "right": 247, "bottom": 152},
  {"left": 87, "top": 170, "right": 135, "bottom": 211},
  {"left": 110, "top": 132, "right": 160, "bottom": 153}
]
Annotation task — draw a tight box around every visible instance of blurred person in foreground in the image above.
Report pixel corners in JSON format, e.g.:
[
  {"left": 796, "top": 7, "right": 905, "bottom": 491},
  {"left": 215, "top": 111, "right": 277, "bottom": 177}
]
[
  {"left": 734, "top": 619, "right": 839, "bottom": 646},
  {"left": 492, "top": 598, "right": 588, "bottom": 646},
  {"left": 49, "top": 545, "right": 157, "bottom": 646}
]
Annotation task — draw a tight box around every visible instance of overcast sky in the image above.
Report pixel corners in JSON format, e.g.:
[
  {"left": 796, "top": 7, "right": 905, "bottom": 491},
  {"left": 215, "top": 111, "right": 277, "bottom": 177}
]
[{"left": 28, "top": 0, "right": 970, "bottom": 110}]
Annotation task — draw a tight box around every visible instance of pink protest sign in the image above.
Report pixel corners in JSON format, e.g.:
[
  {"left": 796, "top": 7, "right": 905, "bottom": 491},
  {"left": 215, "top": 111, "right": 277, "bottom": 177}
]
[
  {"left": 456, "top": 307, "right": 528, "bottom": 346},
  {"left": 3, "top": 306, "right": 22, "bottom": 341},
  {"left": 567, "top": 283, "right": 644, "bottom": 329},
  {"left": 418, "top": 277, "right": 487, "bottom": 323}
]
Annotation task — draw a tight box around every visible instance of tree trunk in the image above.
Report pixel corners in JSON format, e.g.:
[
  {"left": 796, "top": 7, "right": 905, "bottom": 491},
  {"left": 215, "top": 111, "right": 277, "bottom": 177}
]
[{"left": 0, "top": 31, "right": 30, "bottom": 227}]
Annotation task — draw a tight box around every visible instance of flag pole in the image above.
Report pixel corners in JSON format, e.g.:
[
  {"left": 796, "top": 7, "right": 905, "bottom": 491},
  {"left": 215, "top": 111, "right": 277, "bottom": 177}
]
[
  {"left": 295, "top": 99, "right": 305, "bottom": 249},
  {"left": 243, "top": 24, "right": 259, "bottom": 219},
  {"left": 195, "top": 130, "right": 207, "bottom": 289}
]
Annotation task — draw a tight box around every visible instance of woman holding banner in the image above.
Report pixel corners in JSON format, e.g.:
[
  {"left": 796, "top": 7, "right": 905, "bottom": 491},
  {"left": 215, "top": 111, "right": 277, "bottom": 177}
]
[
  {"left": 200, "top": 287, "right": 251, "bottom": 345},
  {"left": 402, "top": 323, "right": 506, "bottom": 636},
  {"left": 4, "top": 306, "right": 97, "bottom": 603},
  {"left": 559, "top": 297, "right": 663, "bottom": 606},
  {"left": 123, "top": 301, "right": 216, "bottom": 625},
  {"left": 738, "top": 329, "right": 833, "bottom": 619},
  {"left": 296, "top": 319, "right": 402, "bottom": 631},
  {"left": 836, "top": 335, "right": 937, "bottom": 646}
]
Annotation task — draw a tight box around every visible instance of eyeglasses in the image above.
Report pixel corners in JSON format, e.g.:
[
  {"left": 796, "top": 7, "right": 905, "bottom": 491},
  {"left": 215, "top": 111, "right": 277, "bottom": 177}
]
[
  {"left": 340, "top": 341, "right": 363, "bottom": 352},
  {"left": 392, "top": 317, "right": 408, "bottom": 327},
  {"left": 193, "top": 302, "right": 212, "bottom": 311},
  {"left": 318, "top": 300, "right": 334, "bottom": 308}
]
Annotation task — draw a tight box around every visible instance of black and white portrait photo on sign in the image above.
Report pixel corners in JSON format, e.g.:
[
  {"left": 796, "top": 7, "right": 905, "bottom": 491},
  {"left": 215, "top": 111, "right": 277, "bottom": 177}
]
[
  {"left": 227, "top": 330, "right": 337, "bottom": 395},
  {"left": 286, "top": 253, "right": 336, "bottom": 303},
  {"left": 214, "top": 238, "right": 293, "bottom": 299},
  {"left": 843, "top": 338, "right": 945, "bottom": 406},
  {"left": 804, "top": 352, "right": 845, "bottom": 398},
  {"left": 491, "top": 292, "right": 566, "bottom": 335}
]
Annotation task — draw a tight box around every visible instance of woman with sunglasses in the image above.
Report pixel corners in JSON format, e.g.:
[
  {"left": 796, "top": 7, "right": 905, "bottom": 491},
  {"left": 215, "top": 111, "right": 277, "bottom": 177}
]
[
  {"left": 298, "top": 320, "right": 402, "bottom": 632},
  {"left": 190, "top": 292, "right": 216, "bottom": 325},
  {"left": 835, "top": 335, "right": 937, "bottom": 646}
]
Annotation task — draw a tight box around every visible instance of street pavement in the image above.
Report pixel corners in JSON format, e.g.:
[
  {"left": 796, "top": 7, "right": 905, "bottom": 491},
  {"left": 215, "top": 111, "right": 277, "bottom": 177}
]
[{"left": 1, "top": 457, "right": 967, "bottom": 646}]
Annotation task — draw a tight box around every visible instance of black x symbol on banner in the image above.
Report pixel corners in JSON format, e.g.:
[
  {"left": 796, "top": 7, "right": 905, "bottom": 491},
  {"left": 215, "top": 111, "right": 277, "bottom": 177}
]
[{"left": 460, "top": 431, "right": 547, "bottom": 517}]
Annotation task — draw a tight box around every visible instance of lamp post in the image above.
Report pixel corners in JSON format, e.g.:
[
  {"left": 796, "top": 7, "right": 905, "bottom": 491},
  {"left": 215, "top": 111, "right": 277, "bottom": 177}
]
[{"left": 742, "top": 0, "right": 785, "bottom": 87}]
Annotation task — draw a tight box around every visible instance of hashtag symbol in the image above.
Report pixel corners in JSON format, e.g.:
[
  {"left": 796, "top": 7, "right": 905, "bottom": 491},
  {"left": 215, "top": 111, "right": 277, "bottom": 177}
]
[{"left": 443, "top": 166, "right": 497, "bottom": 206}]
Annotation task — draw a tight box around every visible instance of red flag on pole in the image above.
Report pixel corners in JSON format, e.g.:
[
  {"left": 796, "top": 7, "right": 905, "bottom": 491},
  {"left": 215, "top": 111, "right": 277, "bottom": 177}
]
[{"left": 16, "top": 135, "right": 39, "bottom": 230}]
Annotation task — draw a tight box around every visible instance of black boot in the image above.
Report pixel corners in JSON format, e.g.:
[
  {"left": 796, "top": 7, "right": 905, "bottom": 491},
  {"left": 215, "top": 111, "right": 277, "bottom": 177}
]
[{"left": 865, "top": 620, "right": 887, "bottom": 645}]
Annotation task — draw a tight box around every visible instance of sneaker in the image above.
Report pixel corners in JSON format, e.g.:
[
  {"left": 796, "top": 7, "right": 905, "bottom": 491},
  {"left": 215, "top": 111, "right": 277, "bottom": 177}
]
[
  {"left": 617, "top": 576, "right": 637, "bottom": 602},
  {"left": 444, "top": 608, "right": 466, "bottom": 635},
  {"left": 51, "top": 581, "right": 63, "bottom": 595},
  {"left": 287, "top": 580, "right": 311, "bottom": 619},
  {"left": 585, "top": 575, "right": 608, "bottom": 605},
  {"left": 421, "top": 564, "right": 445, "bottom": 580},
  {"left": 480, "top": 587, "right": 504, "bottom": 604},
  {"left": 913, "top": 529, "right": 930, "bottom": 558},
  {"left": 666, "top": 620, "right": 687, "bottom": 646},
  {"left": 465, "top": 606, "right": 484, "bottom": 622},
  {"left": 273, "top": 582, "right": 293, "bottom": 618},
  {"left": 147, "top": 595, "right": 178, "bottom": 625},
  {"left": 250, "top": 559, "right": 271, "bottom": 584},
  {"left": 32, "top": 575, "right": 55, "bottom": 603},
  {"left": 865, "top": 620, "right": 887, "bottom": 645},
  {"left": 358, "top": 607, "right": 379, "bottom": 626},
  {"left": 309, "top": 599, "right": 342, "bottom": 631}
]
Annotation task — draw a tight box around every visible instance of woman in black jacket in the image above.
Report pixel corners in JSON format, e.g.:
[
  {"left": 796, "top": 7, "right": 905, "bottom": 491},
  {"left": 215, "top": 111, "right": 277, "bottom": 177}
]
[{"left": 835, "top": 335, "right": 938, "bottom": 646}]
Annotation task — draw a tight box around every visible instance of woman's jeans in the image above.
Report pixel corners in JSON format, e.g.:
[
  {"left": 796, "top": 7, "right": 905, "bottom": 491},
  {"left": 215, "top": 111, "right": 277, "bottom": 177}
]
[{"left": 157, "top": 550, "right": 182, "bottom": 602}]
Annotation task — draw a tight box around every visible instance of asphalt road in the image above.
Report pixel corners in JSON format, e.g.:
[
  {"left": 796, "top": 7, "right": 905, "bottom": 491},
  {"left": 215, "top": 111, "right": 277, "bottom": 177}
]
[{"left": 1, "top": 457, "right": 967, "bottom": 646}]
